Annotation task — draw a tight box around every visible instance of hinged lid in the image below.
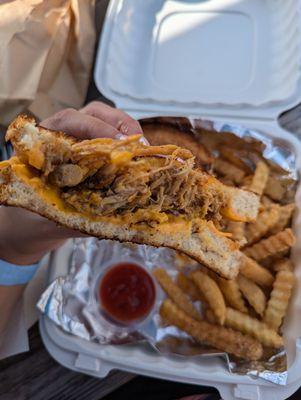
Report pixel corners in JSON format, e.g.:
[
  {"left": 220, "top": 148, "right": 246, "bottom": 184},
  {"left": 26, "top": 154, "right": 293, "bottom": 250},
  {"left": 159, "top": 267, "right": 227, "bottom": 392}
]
[{"left": 94, "top": 0, "right": 301, "bottom": 121}]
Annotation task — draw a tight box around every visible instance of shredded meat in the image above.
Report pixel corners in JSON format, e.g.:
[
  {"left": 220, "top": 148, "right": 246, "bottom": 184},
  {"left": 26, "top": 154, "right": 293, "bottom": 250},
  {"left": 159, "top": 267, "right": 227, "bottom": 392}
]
[
  {"left": 13, "top": 129, "right": 228, "bottom": 222},
  {"left": 61, "top": 154, "right": 226, "bottom": 222},
  {"left": 143, "top": 123, "right": 213, "bottom": 168}
]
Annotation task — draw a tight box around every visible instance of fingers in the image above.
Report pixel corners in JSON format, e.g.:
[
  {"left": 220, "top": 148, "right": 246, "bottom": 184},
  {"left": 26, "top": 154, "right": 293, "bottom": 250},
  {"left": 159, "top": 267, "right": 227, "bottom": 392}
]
[
  {"left": 41, "top": 102, "right": 143, "bottom": 140},
  {"left": 10, "top": 208, "right": 87, "bottom": 240},
  {"left": 38, "top": 217, "right": 88, "bottom": 239},
  {"left": 0, "top": 207, "right": 86, "bottom": 265},
  {"left": 80, "top": 101, "right": 143, "bottom": 135},
  {"left": 41, "top": 108, "right": 120, "bottom": 139}
]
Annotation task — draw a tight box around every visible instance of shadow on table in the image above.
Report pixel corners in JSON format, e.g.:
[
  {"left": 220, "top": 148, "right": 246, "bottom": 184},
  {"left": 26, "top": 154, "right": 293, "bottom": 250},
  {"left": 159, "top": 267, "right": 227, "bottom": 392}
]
[{"left": 103, "top": 376, "right": 220, "bottom": 400}]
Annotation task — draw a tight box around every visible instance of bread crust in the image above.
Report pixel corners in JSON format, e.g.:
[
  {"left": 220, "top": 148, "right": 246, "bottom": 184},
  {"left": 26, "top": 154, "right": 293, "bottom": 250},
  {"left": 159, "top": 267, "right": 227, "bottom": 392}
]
[{"left": 6, "top": 114, "right": 77, "bottom": 144}]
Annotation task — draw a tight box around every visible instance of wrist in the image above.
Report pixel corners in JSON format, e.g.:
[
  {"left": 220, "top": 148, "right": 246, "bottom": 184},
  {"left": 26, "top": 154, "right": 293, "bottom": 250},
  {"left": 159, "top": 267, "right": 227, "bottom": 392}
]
[
  {"left": 0, "top": 207, "right": 65, "bottom": 265},
  {"left": 0, "top": 232, "right": 43, "bottom": 265},
  {"left": 0, "top": 242, "right": 43, "bottom": 265},
  {"left": 0, "top": 258, "right": 39, "bottom": 285},
  {"left": 0, "top": 233, "right": 64, "bottom": 265}
]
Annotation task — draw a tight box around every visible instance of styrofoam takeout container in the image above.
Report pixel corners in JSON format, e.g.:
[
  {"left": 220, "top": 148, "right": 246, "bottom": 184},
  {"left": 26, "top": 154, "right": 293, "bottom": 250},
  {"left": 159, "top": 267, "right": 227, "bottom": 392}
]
[{"left": 40, "top": 1, "right": 301, "bottom": 399}]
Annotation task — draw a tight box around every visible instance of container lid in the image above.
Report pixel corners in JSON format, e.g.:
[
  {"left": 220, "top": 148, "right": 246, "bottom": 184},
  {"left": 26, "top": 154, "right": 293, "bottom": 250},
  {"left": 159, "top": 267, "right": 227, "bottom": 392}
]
[{"left": 94, "top": 0, "right": 301, "bottom": 121}]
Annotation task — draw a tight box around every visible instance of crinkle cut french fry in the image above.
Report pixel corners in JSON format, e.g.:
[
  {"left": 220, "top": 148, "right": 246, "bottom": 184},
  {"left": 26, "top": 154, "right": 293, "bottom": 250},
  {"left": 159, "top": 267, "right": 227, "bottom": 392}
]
[
  {"left": 216, "top": 277, "right": 247, "bottom": 313},
  {"left": 261, "top": 195, "right": 275, "bottom": 207},
  {"left": 153, "top": 268, "right": 201, "bottom": 321},
  {"left": 198, "top": 268, "right": 247, "bottom": 312},
  {"left": 219, "top": 176, "right": 235, "bottom": 187},
  {"left": 237, "top": 275, "right": 266, "bottom": 317},
  {"left": 240, "top": 175, "right": 253, "bottom": 189},
  {"left": 175, "top": 252, "right": 199, "bottom": 269},
  {"left": 240, "top": 254, "right": 274, "bottom": 287},
  {"left": 245, "top": 206, "right": 280, "bottom": 245},
  {"left": 273, "top": 258, "right": 294, "bottom": 273},
  {"left": 176, "top": 272, "right": 206, "bottom": 303},
  {"left": 227, "top": 221, "right": 246, "bottom": 247},
  {"left": 219, "top": 148, "right": 252, "bottom": 174},
  {"left": 191, "top": 270, "right": 226, "bottom": 325},
  {"left": 249, "top": 161, "right": 269, "bottom": 196},
  {"left": 264, "top": 269, "right": 295, "bottom": 330},
  {"left": 225, "top": 308, "right": 283, "bottom": 348},
  {"left": 160, "top": 299, "right": 263, "bottom": 361},
  {"left": 205, "top": 307, "right": 217, "bottom": 324},
  {"left": 244, "top": 228, "right": 296, "bottom": 261},
  {"left": 213, "top": 158, "right": 245, "bottom": 184},
  {"left": 269, "top": 204, "right": 295, "bottom": 235},
  {"left": 264, "top": 176, "right": 286, "bottom": 202}
]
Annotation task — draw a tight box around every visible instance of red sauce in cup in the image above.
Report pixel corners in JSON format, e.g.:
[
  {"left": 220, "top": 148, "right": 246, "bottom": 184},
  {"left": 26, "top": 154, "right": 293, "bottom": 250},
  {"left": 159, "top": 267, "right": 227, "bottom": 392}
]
[{"left": 99, "top": 263, "right": 156, "bottom": 325}]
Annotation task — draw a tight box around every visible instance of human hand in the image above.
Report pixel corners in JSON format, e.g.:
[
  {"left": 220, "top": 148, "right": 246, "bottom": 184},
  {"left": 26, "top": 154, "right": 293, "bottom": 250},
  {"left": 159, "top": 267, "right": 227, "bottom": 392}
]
[
  {"left": 42, "top": 101, "right": 143, "bottom": 138},
  {"left": 0, "top": 102, "right": 143, "bottom": 265}
]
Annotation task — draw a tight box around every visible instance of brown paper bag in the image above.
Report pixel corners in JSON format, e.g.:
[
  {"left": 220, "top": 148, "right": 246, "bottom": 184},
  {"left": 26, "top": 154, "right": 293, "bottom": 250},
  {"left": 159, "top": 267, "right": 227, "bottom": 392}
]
[{"left": 0, "top": 0, "right": 96, "bottom": 126}]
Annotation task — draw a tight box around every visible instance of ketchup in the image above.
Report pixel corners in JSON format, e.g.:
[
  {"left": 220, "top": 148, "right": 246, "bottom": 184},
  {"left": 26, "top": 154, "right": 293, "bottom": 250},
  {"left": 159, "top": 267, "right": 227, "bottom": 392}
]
[{"left": 99, "top": 263, "right": 156, "bottom": 325}]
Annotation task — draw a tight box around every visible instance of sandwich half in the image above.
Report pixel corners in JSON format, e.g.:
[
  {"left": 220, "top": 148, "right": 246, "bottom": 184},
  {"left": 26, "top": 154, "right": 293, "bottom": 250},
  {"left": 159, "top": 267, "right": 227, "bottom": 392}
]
[{"left": 0, "top": 115, "right": 260, "bottom": 278}]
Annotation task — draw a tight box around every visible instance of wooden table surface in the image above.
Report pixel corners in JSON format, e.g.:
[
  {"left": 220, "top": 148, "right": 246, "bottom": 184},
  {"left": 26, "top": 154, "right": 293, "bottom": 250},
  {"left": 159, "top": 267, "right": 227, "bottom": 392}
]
[
  {"left": 1, "top": 1, "right": 301, "bottom": 399},
  {"left": 0, "top": 324, "right": 135, "bottom": 400}
]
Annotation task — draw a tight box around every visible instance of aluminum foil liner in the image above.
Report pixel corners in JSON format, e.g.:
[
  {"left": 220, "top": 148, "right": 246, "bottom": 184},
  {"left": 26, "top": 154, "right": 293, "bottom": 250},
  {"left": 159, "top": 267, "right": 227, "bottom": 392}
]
[
  {"left": 38, "top": 118, "right": 298, "bottom": 386},
  {"left": 37, "top": 238, "right": 288, "bottom": 384}
]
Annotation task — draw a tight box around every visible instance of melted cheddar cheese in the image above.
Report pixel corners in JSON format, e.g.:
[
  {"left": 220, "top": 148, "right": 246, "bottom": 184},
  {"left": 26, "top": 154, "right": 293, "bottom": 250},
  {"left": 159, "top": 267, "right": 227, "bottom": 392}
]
[
  {"left": 221, "top": 207, "right": 249, "bottom": 222},
  {"left": 110, "top": 150, "right": 133, "bottom": 165},
  {"left": 28, "top": 143, "right": 45, "bottom": 170},
  {"left": 0, "top": 157, "right": 19, "bottom": 169},
  {"left": 2, "top": 158, "right": 237, "bottom": 239},
  {"left": 2, "top": 158, "right": 194, "bottom": 233},
  {"left": 11, "top": 163, "right": 67, "bottom": 211}
]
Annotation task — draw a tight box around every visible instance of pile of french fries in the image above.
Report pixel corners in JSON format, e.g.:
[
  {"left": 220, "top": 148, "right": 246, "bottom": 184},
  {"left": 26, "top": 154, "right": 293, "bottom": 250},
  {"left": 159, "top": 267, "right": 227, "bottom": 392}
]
[{"left": 154, "top": 154, "right": 297, "bottom": 361}]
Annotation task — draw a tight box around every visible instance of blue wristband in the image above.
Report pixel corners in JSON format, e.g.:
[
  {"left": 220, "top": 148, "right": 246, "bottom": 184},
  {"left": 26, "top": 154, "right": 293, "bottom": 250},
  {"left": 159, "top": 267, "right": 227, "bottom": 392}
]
[{"left": 0, "top": 258, "right": 39, "bottom": 285}]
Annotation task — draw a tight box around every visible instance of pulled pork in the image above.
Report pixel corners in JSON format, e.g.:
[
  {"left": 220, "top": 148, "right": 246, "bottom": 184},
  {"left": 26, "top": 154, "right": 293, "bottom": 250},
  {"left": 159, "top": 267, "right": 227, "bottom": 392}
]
[
  {"left": 11, "top": 127, "right": 227, "bottom": 223},
  {"left": 61, "top": 154, "right": 226, "bottom": 222}
]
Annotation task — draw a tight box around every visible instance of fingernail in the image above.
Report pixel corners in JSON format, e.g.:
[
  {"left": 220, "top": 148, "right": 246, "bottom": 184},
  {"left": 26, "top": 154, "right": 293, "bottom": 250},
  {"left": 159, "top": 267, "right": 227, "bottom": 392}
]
[
  {"left": 139, "top": 136, "right": 150, "bottom": 145},
  {"left": 115, "top": 133, "right": 128, "bottom": 140},
  {"left": 119, "top": 121, "right": 130, "bottom": 134}
]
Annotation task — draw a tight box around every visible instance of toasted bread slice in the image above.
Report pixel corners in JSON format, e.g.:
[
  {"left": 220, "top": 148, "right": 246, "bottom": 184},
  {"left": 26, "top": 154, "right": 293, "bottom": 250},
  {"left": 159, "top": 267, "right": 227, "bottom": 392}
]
[
  {"left": 0, "top": 115, "right": 261, "bottom": 278},
  {"left": 5, "top": 115, "right": 259, "bottom": 222},
  {"left": 0, "top": 160, "right": 240, "bottom": 278}
]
